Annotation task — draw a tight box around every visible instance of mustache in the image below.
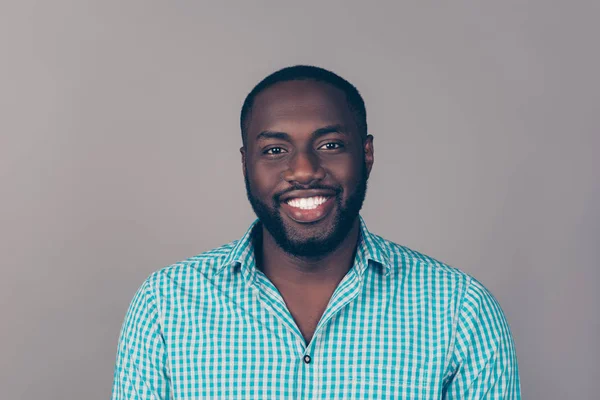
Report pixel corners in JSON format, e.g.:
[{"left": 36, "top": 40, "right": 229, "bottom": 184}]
[{"left": 274, "top": 184, "right": 342, "bottom": 203}]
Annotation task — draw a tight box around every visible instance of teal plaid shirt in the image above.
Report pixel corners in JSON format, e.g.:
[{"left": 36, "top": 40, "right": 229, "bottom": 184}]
[{"left": 112, "top": 216, "right": 521, "bottom": 399}]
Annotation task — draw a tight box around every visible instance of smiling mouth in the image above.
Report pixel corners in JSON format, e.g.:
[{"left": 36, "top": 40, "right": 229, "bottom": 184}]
[
  {"left": 280, "top": 195, "right": 335, "bottom": 223},
  {"left": 285, "top": 196, "right": 329, "bottom": 209}
]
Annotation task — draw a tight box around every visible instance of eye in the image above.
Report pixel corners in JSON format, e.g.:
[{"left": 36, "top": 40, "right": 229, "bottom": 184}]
[
  {"left": 318, "top": 142, "right": 344, "bottom": 150},
  {"left": 264, "top": 147, "right": 287, "bottom": 155}
]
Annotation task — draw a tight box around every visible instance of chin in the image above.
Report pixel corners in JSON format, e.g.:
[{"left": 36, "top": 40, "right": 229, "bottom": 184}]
[
  {"left": 281, "top": 211, "right": 336, "bottom": 237},
  {"left": 278, "top": 218, "right": 348, "bottom": 257}
]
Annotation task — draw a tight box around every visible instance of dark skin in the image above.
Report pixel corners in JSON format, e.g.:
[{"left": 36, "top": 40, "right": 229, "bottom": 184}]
[{"left": 241, "top": 80, "right": 374, "bottom": 343}]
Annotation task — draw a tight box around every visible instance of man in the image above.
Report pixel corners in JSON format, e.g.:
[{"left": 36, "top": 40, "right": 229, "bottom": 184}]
[{"left": 112, "top": 65, "right": 521, "bottom": 399}]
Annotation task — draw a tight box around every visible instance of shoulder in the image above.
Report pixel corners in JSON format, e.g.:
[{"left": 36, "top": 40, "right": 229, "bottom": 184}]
[
  {"left": 379, "top": 235, "right": 514, "bottom": 347},
  {"left": 375, "top": 233, "right": 474, "bottom": 287},
  {"left": 374, "top": 234, "right": 507, "bottom": 319},
  {"left": 140, "top": 240, "right": 238, "bottom": 299},
  {"left": 377, "top": 234, "right": 515, "bottom": 344}
]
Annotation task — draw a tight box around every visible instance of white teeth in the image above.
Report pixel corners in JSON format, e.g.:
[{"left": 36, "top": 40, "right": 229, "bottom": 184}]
[{"left": 286, "top": 196, "right": 328, "bottom": 210}]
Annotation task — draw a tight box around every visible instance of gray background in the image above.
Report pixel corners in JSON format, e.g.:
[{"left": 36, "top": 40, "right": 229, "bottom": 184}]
[{"left": 1, "top": 1, "right": 598, "bottom": 399}]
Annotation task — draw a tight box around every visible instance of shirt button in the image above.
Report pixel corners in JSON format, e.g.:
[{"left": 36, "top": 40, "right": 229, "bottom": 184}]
[{"left": 303, "top": 355, "right": 312, "bottom": 364}]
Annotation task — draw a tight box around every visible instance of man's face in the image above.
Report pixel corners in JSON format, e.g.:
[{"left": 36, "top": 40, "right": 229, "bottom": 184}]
[{"left": 242, "top": 80, "right": 374, "bottom": 258}]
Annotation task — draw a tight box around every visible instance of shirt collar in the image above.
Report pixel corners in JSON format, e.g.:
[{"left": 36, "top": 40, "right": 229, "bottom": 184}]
[{"left": 217, "top": 215, "right": 392, "bottom": 279}]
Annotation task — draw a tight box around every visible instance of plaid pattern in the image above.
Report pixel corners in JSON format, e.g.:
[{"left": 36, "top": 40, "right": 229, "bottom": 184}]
[{"left": 112, "top": 216, "right": 521, "bottom": 399}]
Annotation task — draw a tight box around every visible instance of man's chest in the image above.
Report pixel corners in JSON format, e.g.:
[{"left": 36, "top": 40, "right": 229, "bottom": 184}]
[{"left": 161, "top": 281, "right": 453, "bottom": 399}]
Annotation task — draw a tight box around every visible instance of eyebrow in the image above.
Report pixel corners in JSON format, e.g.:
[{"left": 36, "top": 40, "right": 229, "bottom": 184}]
[
  {"left": 313, "top": 124, "right": 349, "bottom": 138},
  {"left": 256, "top": 130, "right": 291, "bottom": 142},
  {"left": 255, "top": 124, "right": 348, "bottom": 142}
]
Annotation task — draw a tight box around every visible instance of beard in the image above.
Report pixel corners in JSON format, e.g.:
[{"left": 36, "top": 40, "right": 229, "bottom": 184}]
[{"left": 244, "top": 162, "right": 368, "bottom": 259}]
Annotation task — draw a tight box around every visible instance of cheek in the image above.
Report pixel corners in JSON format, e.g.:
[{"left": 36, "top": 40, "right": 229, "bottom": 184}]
[
  {"left": 326, "top": 159, "right": 363, "bottom": 188},
  {"left": 249, "top": 164, "right": 282, "bottom": 195}
]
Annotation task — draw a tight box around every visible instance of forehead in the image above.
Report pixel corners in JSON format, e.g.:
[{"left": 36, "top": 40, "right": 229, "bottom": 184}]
[{"left": 247, "top": 80, "right": 355, "bottom": 138}]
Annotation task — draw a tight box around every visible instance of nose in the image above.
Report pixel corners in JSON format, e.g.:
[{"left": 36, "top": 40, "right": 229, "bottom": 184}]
[{"left": 283, "top": 150, "right": 326, "bottom": 185}]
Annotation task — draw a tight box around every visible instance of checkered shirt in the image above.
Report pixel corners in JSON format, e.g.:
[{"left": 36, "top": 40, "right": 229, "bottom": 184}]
[{"left": 112, "top": 216, "right": 521, "bottom": 399}]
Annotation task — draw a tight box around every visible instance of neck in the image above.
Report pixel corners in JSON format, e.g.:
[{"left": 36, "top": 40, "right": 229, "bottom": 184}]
[{"left": 256, "top": 218, "right": 361, "bottom": 288}]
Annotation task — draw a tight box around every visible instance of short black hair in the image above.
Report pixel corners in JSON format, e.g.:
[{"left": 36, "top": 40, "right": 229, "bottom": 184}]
[{"left": 240, "top": 65, "right": 367, "bottom": 146}]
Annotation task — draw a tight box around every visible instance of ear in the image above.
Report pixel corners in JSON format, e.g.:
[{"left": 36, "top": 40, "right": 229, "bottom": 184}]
[
  {"left": 364, "top": 134, "right": 374, "bottom": 178},
  {"left": 240, "top": 146, "right": 246, "bottom": 179}
]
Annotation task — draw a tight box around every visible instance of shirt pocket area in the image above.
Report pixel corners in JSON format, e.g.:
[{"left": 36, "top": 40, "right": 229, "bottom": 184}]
[{"left": 342, "top": 372, "right": 436, "bottom": 399}]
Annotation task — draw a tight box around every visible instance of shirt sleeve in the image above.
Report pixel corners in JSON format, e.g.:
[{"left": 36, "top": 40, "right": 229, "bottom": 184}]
[
  {"left": 443, "top": 278, "right": 521, "bottom": 399},
  {"left": 112, "top": 279, "right": 171, "bottom": 400}
]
